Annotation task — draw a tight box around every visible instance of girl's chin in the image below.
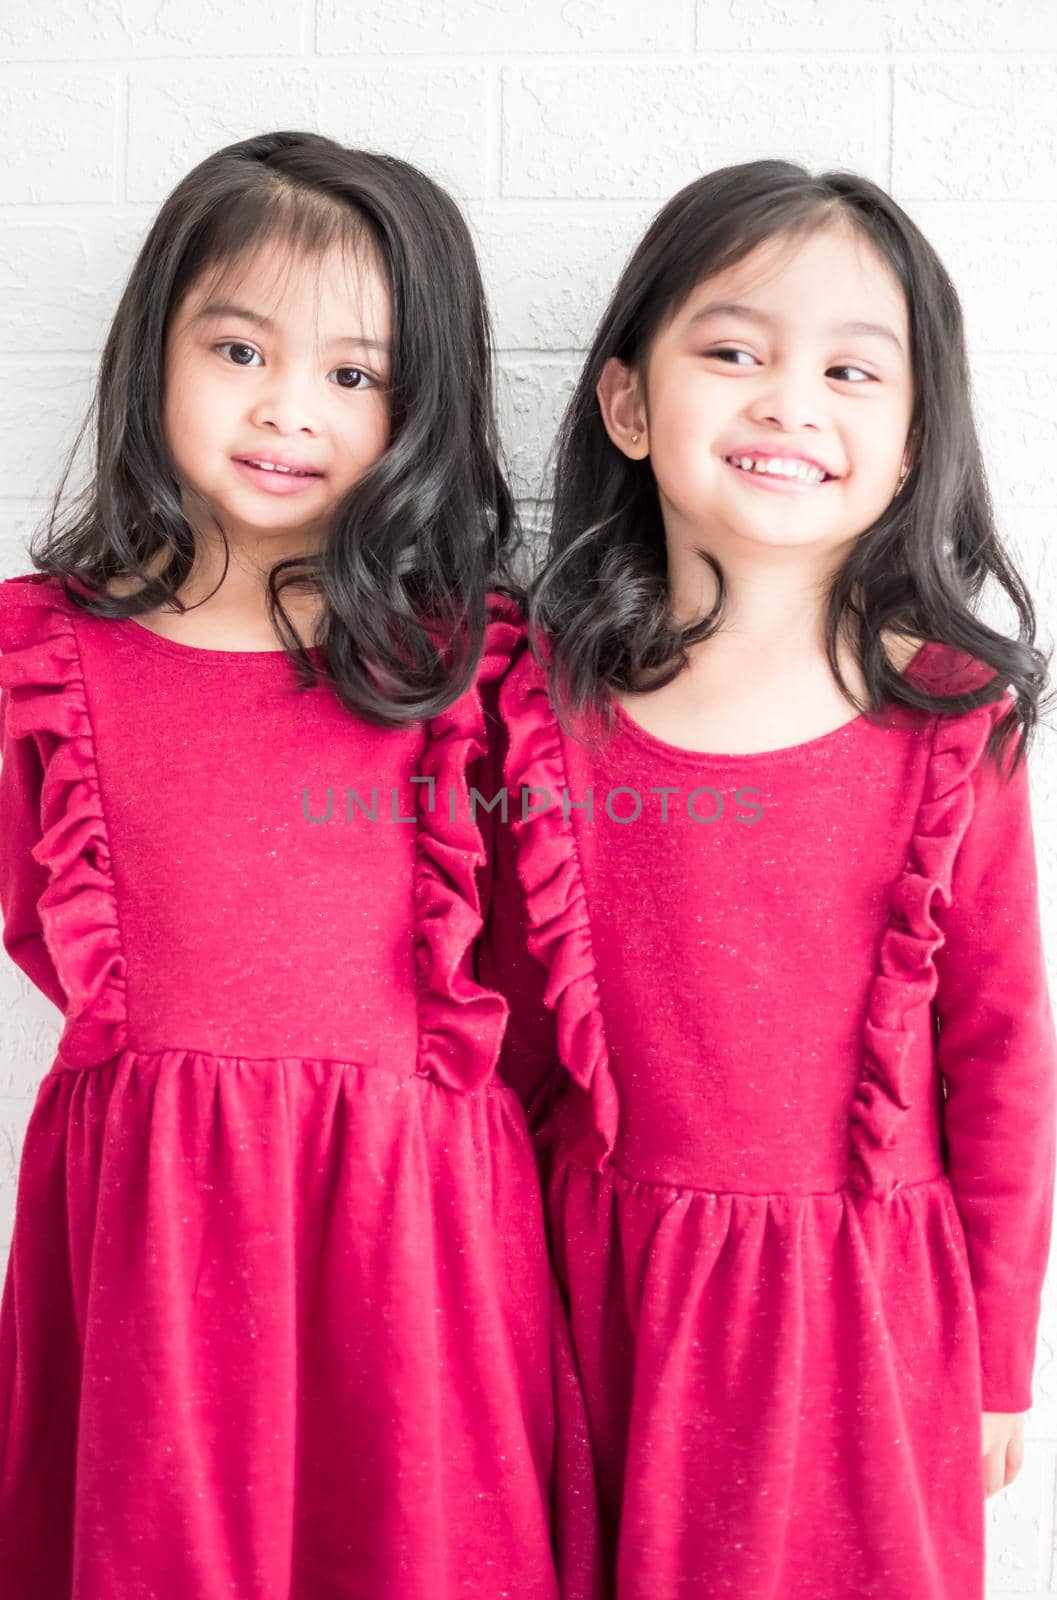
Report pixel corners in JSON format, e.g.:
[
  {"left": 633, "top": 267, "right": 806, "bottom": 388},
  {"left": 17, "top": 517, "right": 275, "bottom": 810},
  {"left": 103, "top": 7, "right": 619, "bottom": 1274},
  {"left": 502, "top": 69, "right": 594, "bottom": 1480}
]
[
  {"left": 197, "top": 506, "right": 330, "bottom": 548},
  {"left": 225, "top": 487, "right": 331, "bottom": 518}
]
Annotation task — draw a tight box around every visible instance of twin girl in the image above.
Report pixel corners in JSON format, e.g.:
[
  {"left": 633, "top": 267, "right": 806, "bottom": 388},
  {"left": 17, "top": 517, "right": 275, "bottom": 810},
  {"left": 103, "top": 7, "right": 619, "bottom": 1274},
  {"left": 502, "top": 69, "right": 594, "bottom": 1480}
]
[{"left": 0, "top": 130, "right": 1053, "bottom": 1600}]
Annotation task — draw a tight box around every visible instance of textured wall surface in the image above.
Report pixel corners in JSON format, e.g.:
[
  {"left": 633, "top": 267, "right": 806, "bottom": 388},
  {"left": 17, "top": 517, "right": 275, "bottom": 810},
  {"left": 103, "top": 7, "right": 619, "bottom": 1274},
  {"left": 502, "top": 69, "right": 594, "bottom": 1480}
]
[{"left": 0, "top": 2, "right": 1056, "bottom": 1589}]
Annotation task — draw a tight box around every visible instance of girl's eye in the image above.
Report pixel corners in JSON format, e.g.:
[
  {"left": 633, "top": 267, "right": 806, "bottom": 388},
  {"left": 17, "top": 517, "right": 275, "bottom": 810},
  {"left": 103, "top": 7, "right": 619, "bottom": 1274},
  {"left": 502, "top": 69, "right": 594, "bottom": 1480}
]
[
  {"left": 705, "top": 348, "right": 876, "bottom": 384},
  {"left": 329, "top": 367, "right": 376, "bottom": 391},
  {"left": 707, "top": 348, "right": 756, "bottom": 366},
  {"left": 216, "top": 340, "right": 261, "bottom": 367},
  {"left": 213, "top": 345, "right": 377, "bottom": 390}
]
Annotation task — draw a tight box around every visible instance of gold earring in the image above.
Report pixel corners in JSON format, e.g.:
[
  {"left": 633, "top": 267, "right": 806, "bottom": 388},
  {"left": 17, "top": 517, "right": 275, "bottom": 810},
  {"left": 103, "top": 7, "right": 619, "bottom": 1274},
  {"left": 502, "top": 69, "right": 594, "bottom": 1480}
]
[{"left": 630, "top": 432, "right": 640, "bottom": 445}]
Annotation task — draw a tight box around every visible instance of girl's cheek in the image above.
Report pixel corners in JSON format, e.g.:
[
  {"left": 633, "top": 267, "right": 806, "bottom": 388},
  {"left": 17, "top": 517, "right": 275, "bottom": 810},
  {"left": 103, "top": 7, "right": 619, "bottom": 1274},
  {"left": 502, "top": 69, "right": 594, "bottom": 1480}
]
[
  {"left": 658, "top": 379, "right": 713, "bottom": 443},
  {"left": 660, "top": 415, "right": 712, "bottom": 483}
]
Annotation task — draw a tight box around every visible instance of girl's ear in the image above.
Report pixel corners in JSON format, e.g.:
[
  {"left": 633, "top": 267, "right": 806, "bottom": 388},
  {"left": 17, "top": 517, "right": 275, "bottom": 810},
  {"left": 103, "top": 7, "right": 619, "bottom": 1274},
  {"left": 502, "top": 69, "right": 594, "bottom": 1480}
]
[{"left": 597, "top": 356, "right": 649, "bottom": 459}]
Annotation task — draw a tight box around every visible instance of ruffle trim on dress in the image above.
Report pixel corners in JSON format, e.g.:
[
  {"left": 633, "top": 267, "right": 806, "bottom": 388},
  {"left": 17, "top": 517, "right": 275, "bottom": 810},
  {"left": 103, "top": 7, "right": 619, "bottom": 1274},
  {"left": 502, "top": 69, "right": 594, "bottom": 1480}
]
[
  {"left": 496, "top": 628, "right": 619, "bottom": 1171},
  {"left": 0, "top": 574, "right": 128, "bottom": 1067},
  {"left": 850, "top": 651, "right": 1011, "bottom": 1200},
  {"left": 413, "top": 592, "right": 524, "bottom": 1091}
]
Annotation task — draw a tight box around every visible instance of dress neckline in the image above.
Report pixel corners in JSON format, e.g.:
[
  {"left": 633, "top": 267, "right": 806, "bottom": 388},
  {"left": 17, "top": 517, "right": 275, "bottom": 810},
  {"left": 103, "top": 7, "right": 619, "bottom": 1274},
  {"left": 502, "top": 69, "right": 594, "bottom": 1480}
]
[
  {"left": 606, "top": 642, "right": 932, "bottom": 766},
  {"left": 112, "top": 613, "right": 325, "bottom": 664}
]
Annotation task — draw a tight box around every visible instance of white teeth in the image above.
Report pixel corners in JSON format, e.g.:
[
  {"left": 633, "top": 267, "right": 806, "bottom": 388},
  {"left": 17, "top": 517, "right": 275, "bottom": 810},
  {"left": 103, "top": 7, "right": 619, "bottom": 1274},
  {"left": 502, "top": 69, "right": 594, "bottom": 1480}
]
[
  {"left": 728, "top": 455, "right": 827, "bottom": 484},
  {"left": 244, "top": 459, "right": 313, "bottom": 475}
]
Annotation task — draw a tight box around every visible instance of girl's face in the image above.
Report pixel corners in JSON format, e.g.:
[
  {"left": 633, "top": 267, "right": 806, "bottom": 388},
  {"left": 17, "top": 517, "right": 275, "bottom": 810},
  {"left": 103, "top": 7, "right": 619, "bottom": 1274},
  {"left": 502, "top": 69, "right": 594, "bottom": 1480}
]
[
  {"left": 163, "top": 236, "right": 392, "bottom": 552},
  {"left": 597, "top": 222, "right": 914, "bottom": 559}
]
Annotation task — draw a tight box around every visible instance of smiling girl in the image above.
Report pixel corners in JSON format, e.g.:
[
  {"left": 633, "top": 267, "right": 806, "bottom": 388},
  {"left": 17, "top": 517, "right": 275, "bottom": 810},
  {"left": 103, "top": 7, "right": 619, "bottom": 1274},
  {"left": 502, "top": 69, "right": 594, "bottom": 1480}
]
[
  {"left": 0, "top": 130, "right": 590, "bottom": 1600},
  {"left": 480, "top": 159, "right": 1057, "bottom": 1598}
]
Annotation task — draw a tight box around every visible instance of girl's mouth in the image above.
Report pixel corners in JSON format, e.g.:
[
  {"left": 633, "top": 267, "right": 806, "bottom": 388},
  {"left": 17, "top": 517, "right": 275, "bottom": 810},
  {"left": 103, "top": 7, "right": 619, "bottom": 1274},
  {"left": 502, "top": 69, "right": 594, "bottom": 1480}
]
[
  {"left": 723, "top": 455, "right": 835, "bottom": 493},
  {"left": 231, "top": 457, "right": 325, "bottom": 495}
]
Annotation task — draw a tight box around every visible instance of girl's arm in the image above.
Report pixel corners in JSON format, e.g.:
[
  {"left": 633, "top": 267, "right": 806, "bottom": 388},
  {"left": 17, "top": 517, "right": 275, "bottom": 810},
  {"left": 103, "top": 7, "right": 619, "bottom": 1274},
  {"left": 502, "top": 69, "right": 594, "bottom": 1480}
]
[
  {"left": 933, "top": 712, "right": 1057, "bottom": 1416},
  {"left": 0, "top": 690, "right": 67, "bottom": 1010},
  {"left": 475, "top": 671, "right": 561, "bottom": 1128}
]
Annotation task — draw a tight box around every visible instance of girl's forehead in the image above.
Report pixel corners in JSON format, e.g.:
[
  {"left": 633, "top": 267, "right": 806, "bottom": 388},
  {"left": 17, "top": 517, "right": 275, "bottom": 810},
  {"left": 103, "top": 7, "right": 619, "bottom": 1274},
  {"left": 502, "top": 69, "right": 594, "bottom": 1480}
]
[
  {"left": 668, "top": 227, "right": 908, "bottom": 341},
  {"left": 720, "top": 227, "right": 897, "bottom": 302},
  {"left": 190, "top": 234, "right": 389, "bottom": 323}
]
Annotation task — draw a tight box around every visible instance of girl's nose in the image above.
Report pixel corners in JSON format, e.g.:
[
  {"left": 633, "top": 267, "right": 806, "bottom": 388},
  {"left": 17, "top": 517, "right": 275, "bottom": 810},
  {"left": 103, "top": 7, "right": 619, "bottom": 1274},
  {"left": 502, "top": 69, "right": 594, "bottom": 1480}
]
[
  {"left": 249, "top": 377, "right": 321, "bottom": 436},
  {"left": 748, "top": 371, "right": 828, "bottom": 433}
]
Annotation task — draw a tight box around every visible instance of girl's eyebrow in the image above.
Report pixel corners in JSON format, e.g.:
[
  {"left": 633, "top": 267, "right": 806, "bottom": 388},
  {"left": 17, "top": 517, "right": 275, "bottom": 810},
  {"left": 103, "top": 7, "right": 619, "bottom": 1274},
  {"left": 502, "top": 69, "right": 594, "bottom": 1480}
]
[
  {"left": 192, "top": 301, "right": 390, "bottom": 352},
  {"left": 685, "top": 300, "right": 904, "bottom": 355}
]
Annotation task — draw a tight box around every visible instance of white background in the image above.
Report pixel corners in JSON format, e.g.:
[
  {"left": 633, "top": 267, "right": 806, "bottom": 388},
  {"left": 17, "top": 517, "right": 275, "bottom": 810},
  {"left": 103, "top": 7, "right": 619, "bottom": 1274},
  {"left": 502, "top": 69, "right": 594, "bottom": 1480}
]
[{"left": 0, "top": 2, "right": 1055, "bottom": 1590}]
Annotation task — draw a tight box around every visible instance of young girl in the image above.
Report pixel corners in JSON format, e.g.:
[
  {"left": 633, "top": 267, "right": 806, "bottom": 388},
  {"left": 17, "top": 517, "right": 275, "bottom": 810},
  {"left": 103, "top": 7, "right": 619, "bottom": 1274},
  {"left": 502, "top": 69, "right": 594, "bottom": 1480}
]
[
  {"left": 479, "top": 158, "right": 1057, "bottom": 1599},
  {"left": 0, "top": 129, "right": 596, "bottom": 1599}
]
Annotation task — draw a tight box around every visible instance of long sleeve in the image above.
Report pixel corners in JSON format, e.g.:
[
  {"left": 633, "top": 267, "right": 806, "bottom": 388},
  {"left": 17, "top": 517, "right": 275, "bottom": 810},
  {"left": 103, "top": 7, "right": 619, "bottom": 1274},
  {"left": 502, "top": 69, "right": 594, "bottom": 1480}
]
[
  {"left": 932, "top": 716, "right": 1057, "bottom": 1414},
  {"left": 0, "top": 685, "right": 67, "bottom": 1011},
  {"left": 475, "top": 670, "right": 562, "bottom": 1128}
]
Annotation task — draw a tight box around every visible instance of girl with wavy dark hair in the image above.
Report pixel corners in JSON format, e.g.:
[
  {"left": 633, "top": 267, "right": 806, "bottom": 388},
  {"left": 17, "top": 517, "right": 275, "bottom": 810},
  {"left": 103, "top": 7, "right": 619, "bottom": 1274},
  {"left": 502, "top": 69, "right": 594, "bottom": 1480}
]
[
  {"left": 480, "top": 158, "right": 1057, "bottom": 1598},
  {"left": 0, "top": 130, "right": 596, "bottom": 1599}
]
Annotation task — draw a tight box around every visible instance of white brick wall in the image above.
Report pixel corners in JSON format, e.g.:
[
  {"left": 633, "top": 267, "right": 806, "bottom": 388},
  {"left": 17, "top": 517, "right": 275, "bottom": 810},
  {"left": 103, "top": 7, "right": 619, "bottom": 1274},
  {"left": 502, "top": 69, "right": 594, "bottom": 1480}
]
[{"left": 0, "top": 3, "right": 1055, "bottom": 1589}]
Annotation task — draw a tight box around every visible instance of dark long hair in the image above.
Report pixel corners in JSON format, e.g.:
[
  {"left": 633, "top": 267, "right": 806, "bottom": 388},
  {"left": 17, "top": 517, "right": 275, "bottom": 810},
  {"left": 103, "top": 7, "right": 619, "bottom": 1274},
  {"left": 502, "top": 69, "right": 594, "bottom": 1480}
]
[
  {"left": 529, "top": 159, "right": 1053, "bottom": 771},
  {"left": 29, "top": 130, "right": 520, "bottom": 725}
]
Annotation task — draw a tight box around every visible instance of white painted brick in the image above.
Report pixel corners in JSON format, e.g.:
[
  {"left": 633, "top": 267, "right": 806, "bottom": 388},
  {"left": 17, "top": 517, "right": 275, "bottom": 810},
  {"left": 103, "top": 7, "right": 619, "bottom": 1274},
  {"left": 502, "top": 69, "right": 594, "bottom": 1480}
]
[
  {"left": 502, "top": 60, "right": 882, "bottom": 199},
  {"left": 901, "top": 203, "right": 1057, "bottom": 355},
  {"left": 894, "top": 60, "right": 1057, "bottom": 201},
  {"left": 0, "top": 217, "right": 149, "bottom": 353},
  {"left": 985, "top": 1439, "right": 1047, "bottom": 1591},
  {"left": 696, "top": 0, "right": 1057, "bottom": 52},
  {"left": 972, "top": 355, "right": 1057, "bottom": 510},
  {"left": 126, "top": 67, "right": 320, "bottom": 204},
  {"left": 0, "top": 1101, "right": 35, "bottom": 1265},
  {"left": 320, "top": 0, "right": 692, "bottom": 54},
  {"left": 1034, "top": 1260, "right": 1057, "bottom": 1442},
  {"left": 0, "top": 978, "right": 62, "bottom": 1098},
  {"left": 497, "top": 355, "right": 578, "bottom": 500},
  {"left": 127, "top": 65, "right": 489, "bottom": 205},
  {"left": 698, "top": 0, "right": 887, "bottom": 50},
  {"left": 470, "top": 203, "right": 655, "bottom": 350},
  {"left": 992, "top": 510, "right": 1057, "bottom": 636},
  {"left": 0, "top": 517, "right": 53, "bottom": 580},
  {"left": 315, "top": 67, "right": 490, "bottom": 200},
  {"left": 0, "top": 361, "right": 95, "bottom": 500},
  {"left": 891, "top": 0, "right": 1057, "bottom": 48},
  {"left": 0, "top": 0, "right": 300, "bottom": 61},
  {"left": 0, "top": 71, "right": 115, "bottom": 203}
]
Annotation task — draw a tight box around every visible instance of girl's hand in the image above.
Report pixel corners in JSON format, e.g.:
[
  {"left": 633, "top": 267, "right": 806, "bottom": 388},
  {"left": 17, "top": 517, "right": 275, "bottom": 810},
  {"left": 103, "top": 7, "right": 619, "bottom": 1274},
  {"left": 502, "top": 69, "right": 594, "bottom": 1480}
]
[{"left": 981, "top": 1412, "right": 1025, "bottom": 1497}]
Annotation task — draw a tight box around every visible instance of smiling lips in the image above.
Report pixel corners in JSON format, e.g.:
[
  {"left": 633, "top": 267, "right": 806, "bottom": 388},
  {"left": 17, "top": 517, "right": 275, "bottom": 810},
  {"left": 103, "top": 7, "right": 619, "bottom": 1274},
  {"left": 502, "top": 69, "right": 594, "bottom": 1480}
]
[
  {"left": 724, "top": 451, "right": 836, "bottom": 492},
  {"left": 231, "top": 454, "right": 325, "bottom": 496},
  {"left": 234, "top": 451, "right": 323, "bottom": 475}
]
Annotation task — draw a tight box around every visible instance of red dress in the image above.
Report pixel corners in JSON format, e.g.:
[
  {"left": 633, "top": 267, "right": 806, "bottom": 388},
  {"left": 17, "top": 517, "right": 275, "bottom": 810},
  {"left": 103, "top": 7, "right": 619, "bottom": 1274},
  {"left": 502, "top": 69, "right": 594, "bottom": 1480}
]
[
  {"left": 0, "top": 573, "right": 597, "bottom": 1600},
  {"left": 479, "top": 624, "right": 1057, "bottom": 1600}
]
